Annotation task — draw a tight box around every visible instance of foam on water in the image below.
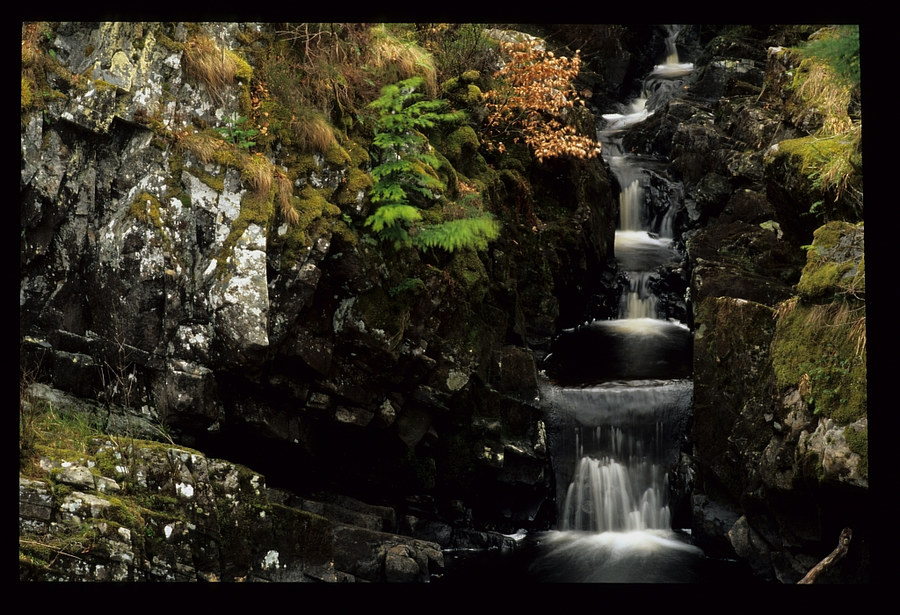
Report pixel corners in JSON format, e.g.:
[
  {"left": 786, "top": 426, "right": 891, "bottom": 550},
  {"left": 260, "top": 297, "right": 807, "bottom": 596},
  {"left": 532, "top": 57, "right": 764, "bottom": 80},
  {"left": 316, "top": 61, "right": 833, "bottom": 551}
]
[{"left": 527, "top": 529, "right": 705, "bottom": 583}]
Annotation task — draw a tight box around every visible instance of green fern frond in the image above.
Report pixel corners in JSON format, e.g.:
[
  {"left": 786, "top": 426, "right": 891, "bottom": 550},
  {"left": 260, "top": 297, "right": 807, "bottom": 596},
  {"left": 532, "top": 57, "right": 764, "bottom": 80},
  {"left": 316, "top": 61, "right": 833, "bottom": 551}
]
[
  {"left": 413, "top": 214, "right": 501, "bottom": 252},
  {"left": 365, "top": 204, "right": 423, "bottom": 232},
  {"left": 370, "top": 182, "right": 408, "bottom": 204}
]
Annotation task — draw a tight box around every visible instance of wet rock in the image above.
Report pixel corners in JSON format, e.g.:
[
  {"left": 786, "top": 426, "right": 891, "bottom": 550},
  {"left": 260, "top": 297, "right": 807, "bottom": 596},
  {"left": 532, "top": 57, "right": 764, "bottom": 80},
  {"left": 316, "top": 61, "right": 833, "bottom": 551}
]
[
  {"left": 727, "top": 515, "right": 774, "bottom": 580},
  {"left": 497, "top": 346, "right": 538, "bottom": 397}
]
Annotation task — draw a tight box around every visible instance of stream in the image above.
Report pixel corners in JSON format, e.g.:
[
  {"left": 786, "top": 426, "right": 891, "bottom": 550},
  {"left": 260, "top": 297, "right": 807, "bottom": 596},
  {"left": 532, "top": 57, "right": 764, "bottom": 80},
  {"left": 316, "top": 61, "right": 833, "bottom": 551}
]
[{"left": 442, "top": 26, "right": 760, "bottom": 584}]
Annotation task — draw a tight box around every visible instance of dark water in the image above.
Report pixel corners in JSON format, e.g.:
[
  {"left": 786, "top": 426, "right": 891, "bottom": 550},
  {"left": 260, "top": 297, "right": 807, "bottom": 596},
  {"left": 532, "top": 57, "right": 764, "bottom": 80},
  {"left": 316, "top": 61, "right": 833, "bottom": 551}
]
[{"left": 438, "top": 530, "right": 762, "bottom": 584}]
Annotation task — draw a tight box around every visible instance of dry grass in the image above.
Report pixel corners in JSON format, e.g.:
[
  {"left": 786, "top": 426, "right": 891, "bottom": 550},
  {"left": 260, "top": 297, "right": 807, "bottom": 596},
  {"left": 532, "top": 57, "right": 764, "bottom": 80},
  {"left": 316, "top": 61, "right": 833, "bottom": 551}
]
[
  {"left": 271, "top": 24, "right": 374, "bottom": 120},
  {"left": 791, "top": 52, "right": 862, "bottom": 214},
  {"left": 183, "top": 34, "right": 238, "bottom": 101},
  {"left": 370, "top": 26, "right": 437, "bottom": 96},
  {"left": 812, "top": 124, "right": 862, "bottom": 209},
  {"left": 795, "top": 56, "right": 854, "bottom": 136},
  {"left": 241, "top": 153, "right": 274, "bottom": 198},
  {"left": 803, "top": 300, "right": 867, "bottom": 361},
  {"left": 773, "top": 296, "right": 799, "bottom": 321},
  {"left": 291, "top": 109, "right": 337, "bottom": 153},
  {"left": 275, "top": 171, "right": 299, "bottom": 226},
  {"left": 262, "top": 24, "right": 438, "bottom": 153},
  {"left": 21, "top": 22, "right": 42, "bottom": 72},
  {"left": 21, "top": 22, "right": 69, "bottom": 111},
  {"left": 175, "top": 131, "right": 222, "bottom": 164},
  {"left": 824, "top": 300, "right": 866, "bottom": 361}
]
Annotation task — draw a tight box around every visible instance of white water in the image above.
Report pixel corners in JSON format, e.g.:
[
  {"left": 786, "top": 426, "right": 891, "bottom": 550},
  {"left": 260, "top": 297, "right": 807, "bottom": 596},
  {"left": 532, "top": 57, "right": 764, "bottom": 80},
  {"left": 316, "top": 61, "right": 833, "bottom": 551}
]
[
  {"left": 534, "top": 26, "right": 698, "bottom": 581},
  {"left": 563, "top": 455, "right": 670, "bottom": 532}
]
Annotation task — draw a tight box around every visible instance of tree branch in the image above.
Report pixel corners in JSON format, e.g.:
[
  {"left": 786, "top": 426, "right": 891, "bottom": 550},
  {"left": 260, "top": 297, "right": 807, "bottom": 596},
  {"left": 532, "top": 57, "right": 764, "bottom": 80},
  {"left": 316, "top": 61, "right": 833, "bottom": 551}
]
[{"left": 797, "top": 527, "right": 852, "bottom": 584}]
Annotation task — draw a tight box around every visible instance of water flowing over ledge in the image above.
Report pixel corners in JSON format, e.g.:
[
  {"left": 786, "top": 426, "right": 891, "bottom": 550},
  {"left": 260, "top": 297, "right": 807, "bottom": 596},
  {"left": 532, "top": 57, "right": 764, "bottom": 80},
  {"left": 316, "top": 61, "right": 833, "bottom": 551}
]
[{"left": 530, "top": 24, "right": 702, "bottom": 583}]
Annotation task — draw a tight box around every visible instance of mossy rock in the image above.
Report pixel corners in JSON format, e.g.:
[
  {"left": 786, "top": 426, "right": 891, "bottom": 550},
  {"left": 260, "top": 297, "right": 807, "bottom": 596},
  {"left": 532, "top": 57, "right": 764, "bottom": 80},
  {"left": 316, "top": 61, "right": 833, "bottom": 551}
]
[
  {"left": 274, "top": 185, "right": 340, "bottom": 267},
  {"left": 764, "top": 136, "right": 824, "bottom": 207},
  {"left": 844, "top": 424, "right": 867, "bottom": 480},
  {"left": 796, "top": 221, "right": 864, "bottom": 301},
  {"left": 446, "top": 249, "right": 489, "bottom": 304},
  {"left": 764, "top": 135, "right": 861, "bottom": 222},
  {"left": 770, "top": 299, "right": 865, "bottom": 424}
]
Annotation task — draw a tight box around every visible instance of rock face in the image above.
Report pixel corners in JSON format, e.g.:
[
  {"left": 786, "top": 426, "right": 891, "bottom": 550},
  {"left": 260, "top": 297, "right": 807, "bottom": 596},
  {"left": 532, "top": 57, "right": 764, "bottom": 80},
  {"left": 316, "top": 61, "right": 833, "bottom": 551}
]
[
  {"left": 650, "top": 27, "right": 867, "bottom": 583},
  {"left": 18, "top": 420, "right": 443, "bottom": 582},
  {"left": 20, "top": 22, "right": 616, "bottom": 581}
]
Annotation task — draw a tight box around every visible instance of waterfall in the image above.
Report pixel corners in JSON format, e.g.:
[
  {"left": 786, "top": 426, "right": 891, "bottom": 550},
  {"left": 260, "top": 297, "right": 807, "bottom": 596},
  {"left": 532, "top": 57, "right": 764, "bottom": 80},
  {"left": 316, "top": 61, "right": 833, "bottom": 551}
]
[
  {"left": 533, "top": 26, "right": 702, "bottom": 581},
  {"left": 562, "top": 454, "right": 671, "bottom": 532}
]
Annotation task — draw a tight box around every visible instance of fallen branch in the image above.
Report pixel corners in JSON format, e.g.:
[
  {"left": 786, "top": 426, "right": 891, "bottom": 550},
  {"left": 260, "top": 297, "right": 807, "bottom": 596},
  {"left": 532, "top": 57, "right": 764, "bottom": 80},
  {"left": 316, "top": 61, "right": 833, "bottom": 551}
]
[{"left": 797, "top": 527, "right": 852, "bottom": 584}]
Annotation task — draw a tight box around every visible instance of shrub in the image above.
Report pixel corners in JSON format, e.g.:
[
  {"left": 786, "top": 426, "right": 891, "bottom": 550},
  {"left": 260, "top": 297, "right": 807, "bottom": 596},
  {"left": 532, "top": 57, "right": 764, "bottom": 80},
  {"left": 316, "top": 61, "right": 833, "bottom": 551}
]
[{"left": 483, "top": 39, "right": 602, "bottom": 163}]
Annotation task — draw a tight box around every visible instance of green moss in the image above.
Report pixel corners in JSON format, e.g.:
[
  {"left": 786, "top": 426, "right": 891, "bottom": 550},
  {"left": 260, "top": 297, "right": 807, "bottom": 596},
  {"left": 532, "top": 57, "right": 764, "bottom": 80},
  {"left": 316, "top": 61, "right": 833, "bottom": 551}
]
[
  {"left": 216, "top": 186, "right": 273, "bottom": 271},
  {"left": 441, "top": 125, "right": 479, "bottom": 163},
  {"left": 797, "top": 221, "right": 864, "bottom": 300},
  {"left": 324, "top": 140, "right": 353, "bottom": 167},
  {"left": 441, "top": 76, "right": 463, "bottom": 94},
  {"left": 389, "top": 277, "right": 425, "bottom": 297},
  {"left": 772, "top": 134, "right": 860, "bottom": 219},
  {"left": 844, "top": 425, "right": 867, "bottom": 479},
  {"left": 447, "top": 249, "right": 489, "bottom": 303},
  {"left": 99, "top": 494, "right": 144, "bottom": 527},
  {"left": 273, "top": 184, "right": 343, "bottom": 267},
  {"left": 296, "top": 185, "right": 331, "bottom": 225},
  {"left": 130, "top": 191, "right": 174, "bottom": 254},
  {"left": 19, "top": 519, "right": 102, "bottom": 573},
  {"left": 93, "top": 447, "right": 125, "bottom": 480},
  {"left": 771, "top": 300, "right": 866, "bottom": 423},
  {"left": 465, "top": 84, "right": 482, "bottom": 104},
  {"left": 345, "top": 140, "right": 371, "bottom": 168},
  {"left": 335, "top": 167, "right": 373, "bottom": 210},
  {"left": 226, "top": 49, "right": 253, "bottom": 82},
  {"left": 21, "top": 77, "right": 34, "bottom": 109},
  {"left": 155, "top": 31, "right": 183, "bottom": 53},
  {"left": 797, "top": 260, "right": 853, "bottom": 300},
  {"left": 774, "top": 223, "right": 866, "bottom": 420}
]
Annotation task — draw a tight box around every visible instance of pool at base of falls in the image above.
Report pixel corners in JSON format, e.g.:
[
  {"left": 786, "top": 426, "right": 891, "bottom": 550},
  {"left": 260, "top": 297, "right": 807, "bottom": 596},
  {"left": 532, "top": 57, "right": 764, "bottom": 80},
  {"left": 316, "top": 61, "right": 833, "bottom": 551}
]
[{"left": 436, "top": 529, "right": 766, "bottom": 584}]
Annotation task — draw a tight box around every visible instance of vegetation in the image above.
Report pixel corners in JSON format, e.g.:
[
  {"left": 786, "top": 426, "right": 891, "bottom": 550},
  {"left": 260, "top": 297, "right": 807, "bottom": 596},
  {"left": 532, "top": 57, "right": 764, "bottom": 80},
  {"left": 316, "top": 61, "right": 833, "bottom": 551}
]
[
  {"left": 216, "top": 113, "right": 259, "bottom": 150},
  {"left": 413, "top": 23, "right": 498, "bottom": 84},
  {"left": 182, "top": 32, "right": 252, "bottom": 103},
  {"left": 483, "top": 39, "right": 602, "bottom": 162},
  {"left": 21, "top": 22, "right": 73, "bottom": 118},
  {"left": 18, "top": 375, "right": 271, "bottom": 581},
  {"left": 772, "top": 298, "right": 866, "bottom": 424},
  {"left": 771, "top": 222, "right": 865, "bottom": 424},
  {"left": 801, "top": 25, "right": 860, "bottom": 90},
  {"left": 365, "top": 76, "right": 499, "bottom": 252},
  {"left": 787, "top": 25, "right": 862, "bottom": 218}
]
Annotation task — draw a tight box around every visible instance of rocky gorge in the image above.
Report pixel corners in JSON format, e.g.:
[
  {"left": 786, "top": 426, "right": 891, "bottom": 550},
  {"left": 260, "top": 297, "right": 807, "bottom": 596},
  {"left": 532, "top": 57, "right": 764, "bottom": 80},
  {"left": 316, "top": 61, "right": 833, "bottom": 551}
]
[{"left": 19, "top": 22, "right": 867, "bottom": 583}]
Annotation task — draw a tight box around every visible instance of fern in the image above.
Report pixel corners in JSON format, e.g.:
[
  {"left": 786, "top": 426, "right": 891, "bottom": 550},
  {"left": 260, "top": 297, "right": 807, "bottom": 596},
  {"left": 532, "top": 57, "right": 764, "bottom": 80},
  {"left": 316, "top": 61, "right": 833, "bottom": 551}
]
[
  {"left": 413, "top": 214, "right": 500, "bottom": 253},
  {"left": 365, "top": 77, "right": 499, "bottom": 253},
  {"left": 366, "top": 204, "right": 422, "bottom": 232},
  {"left": 370, "top": 181, "right": 409, "bottom": 204}
]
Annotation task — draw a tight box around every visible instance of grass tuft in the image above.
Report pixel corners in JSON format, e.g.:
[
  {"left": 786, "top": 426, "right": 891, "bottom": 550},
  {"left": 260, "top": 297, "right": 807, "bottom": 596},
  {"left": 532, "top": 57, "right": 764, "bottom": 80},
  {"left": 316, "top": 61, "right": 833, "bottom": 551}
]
[
  {"left": 183, "top": 34, "right": 238, "bottom": 101},
  {"left": 275, "top": 171, "right": 299, "bottom": 226}
]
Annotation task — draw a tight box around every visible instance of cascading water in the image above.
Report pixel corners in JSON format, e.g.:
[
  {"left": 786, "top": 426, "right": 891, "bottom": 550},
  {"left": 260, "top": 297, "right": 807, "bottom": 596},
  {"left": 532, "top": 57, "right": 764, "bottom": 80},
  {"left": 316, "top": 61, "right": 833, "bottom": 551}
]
[
  {"left": 531, "top": 25, "right": 705, "bottom": 582},
  {"left": 441, "top": 26, "right": 759, "bottom": 584}
]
